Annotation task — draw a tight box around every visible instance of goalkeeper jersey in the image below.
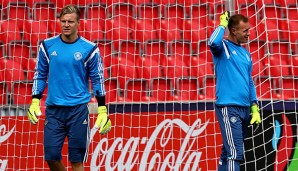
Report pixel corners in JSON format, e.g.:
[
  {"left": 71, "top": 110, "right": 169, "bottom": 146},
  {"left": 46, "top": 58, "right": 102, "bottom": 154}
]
[
  {"left": 32, "top": 35, "right": 105, "bottom": 106},
  {"left": 208, "top": 26, "right": 257, "bottom": 107}
]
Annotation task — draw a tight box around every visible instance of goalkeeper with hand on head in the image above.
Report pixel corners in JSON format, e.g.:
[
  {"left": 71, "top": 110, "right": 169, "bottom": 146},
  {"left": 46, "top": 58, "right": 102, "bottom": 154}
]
[
  {"left": 27, "top": 4, "right": 111, "bottom": 171},
  {"left": 208, "top": 11, "right": 261, "bottom": 171}
]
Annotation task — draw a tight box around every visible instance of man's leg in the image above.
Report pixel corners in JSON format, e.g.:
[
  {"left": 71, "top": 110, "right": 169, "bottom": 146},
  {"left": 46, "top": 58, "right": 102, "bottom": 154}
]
[
  {"left": 218, "top": 145, "right": 227, "bottom": 171},
  {"left": 67, "top": 104, "right": 90, "bottom": 170},
  {"left": 47, "top": 160, "right": 66, "bottom": 171},
  {"left": 215, "top": 106, "right": 244, "bottom": 171},
  {"left": 44, "top": 106, "right": 67, "bottom": 171},
  {"left": 71, "top": 162, "right": 84, "bottom": 171}
]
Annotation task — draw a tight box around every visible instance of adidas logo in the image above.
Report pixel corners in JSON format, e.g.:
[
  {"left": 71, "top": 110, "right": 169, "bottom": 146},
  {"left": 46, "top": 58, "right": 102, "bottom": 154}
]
[
  {"left": 51, "top": 51, "right": 57, "bottom": 56},
  {"left": 82, "top": 119, "right": 88, "bottom": 124}
]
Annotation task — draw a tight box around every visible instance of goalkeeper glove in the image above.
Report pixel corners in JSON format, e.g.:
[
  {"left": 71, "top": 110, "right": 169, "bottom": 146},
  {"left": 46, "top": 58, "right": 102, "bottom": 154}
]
[
  {"left": 95, "top": 106, "right": 112, "bottom": 135},
  {"left": 220, "top": 11, "right": 230, "bottom": 28},
  {"left": 250, "top": 104, "right": 261, "bottom": 125},
  {"left": 27, "top": 98, "right": 42, "bottom": 124}
]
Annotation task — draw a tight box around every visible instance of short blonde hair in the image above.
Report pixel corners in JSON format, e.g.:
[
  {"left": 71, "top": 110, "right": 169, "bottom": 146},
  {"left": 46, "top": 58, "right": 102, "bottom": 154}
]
[{"left": 59, "top": 4, "right": 80, "bottom": 21}]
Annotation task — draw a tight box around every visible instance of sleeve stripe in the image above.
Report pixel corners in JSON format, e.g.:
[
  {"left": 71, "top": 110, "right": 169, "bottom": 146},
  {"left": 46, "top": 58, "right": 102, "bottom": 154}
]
[
  {"left": 222, "top": 41, "right": 230, "bottom": 59},
  {"left": 84, "top": 46, "right": 99, "bottom": 65},
  {"left": 208, "top": 27, "right": 221, "bottom": 45}
]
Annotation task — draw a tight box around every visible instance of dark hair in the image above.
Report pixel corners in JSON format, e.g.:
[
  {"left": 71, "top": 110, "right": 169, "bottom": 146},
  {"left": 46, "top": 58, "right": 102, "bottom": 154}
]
[
  {"left": 59, "top": 4, "right": 80, "bottom": 21},
  {"left": 228, "top": 14, "right": 249, "bottom": 31}
]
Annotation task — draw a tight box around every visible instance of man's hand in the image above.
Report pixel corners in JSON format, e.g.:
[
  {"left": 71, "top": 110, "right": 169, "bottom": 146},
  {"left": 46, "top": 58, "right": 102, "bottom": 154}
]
[
  {"left": 250, "top": 104, "right": 261, "bottom": 125},
  {"left": 27, "top": 98, "right": 42, "bottom": 124},
  {"left": 95, "top": 106, "right": 112, "bottom": 135},
  {"left": 220, "top": 11, "right": 230, "bottom": 28}
]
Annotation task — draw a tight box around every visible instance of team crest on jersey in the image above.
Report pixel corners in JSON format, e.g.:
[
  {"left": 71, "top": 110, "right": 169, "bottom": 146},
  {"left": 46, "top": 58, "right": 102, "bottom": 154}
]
[
  {"left": 230, "top": 116, "right": 237, "bottom": 123},
  {"left": 74, "top": 52, "right": 82, "bottom": 60}
]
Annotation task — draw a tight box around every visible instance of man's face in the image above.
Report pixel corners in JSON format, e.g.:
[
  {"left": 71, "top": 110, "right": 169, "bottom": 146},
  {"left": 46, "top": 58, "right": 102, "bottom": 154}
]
[
  {"left": 60, "top": 13, "right": 79, "bottom": 37},
  {"left": 232, "top": 21, "right": 250, "bottom": 44}
]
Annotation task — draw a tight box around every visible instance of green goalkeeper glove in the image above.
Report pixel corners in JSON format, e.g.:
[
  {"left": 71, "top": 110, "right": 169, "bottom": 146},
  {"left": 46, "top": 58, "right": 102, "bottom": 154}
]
[
  {"left": 95, "top": 106, "right": 112, "bottom": 135},
  {"left": 220, "top": 11, "right": 230, "bottom": 28},
  {"left": 250, "top": 104, "right": 261, "bottom": 125},
  {"left": 27, "top": 98, "right": 42, "bottom": 124}
]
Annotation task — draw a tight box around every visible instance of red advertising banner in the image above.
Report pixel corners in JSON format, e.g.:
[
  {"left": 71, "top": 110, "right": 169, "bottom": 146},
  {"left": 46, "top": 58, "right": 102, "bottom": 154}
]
[{"left": 0, "top": 111, "right": 221, "bottom": 171}]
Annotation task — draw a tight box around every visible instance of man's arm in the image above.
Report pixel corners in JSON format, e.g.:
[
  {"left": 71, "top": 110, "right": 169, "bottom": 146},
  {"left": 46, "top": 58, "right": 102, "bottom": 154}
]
[
  {"left": 208, "top": 11, "right": 230, "bottom": 56},
  {"left": 87, "top": 46, "right": 111, "bottom": 135},
  {"left": 28, "top": 42, "right": 49, "bottom": 124}
]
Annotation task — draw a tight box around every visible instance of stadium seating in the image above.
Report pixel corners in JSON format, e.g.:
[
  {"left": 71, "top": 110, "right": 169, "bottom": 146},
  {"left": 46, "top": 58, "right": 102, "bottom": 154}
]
[
  {"left": 132, "top": 19, "right": 159, "bottom": 43},
  {"left": 124, "top": 78, "right": 149, "bottom": 101},
  {"left": 175, "top": 77, "right": 201, "bottom": 101},
  {"left": 143, "top": 40, "right": 167, "bottom": 64},
  {"left": 32, "top": 1, "right": 56, "bottom": 20},
  {"left": 0, "top": 82, "right": 8, "bottom": 105},
  {"left": 278, "top": 77, "right": 298, "bottom": 100},
  {"left": 254, "top": 76, "right": 279, "bottom": 99},
  {"left": 0, "top": 0, "right": 297, "bottom": 102},
  {"left": 95, "top": 40, "right": 114, "bottom": 68},
  {"left": 150, "top": 77, "right": 173, "bottom": 101}
]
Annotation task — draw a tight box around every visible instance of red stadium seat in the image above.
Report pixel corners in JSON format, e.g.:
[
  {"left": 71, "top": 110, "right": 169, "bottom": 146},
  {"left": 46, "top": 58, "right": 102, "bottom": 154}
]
[
  {"left": 162, "top": 56, "right": 188, "bottom": 89},
  {"left": 137, "top": 3, "right": 161, "bottom": 19},
  {"left": 156, "top": 19, "right": 182, "bottom": 42},
  {"left": 189, "top": 4, "right": 208, "bottom": 20},
  {"left": 290, "top": 55, "right": 298, "bottom": 76},
  {"left": 288, "top": 21, "right": 298, "bottom": 52},
  {"left": 112, "top": 3, "right": 135, "bottom": 24},
  {"left": 12, "top": 81, "right": 33, "bottom": 105},
  {"left": 49, "top": 19, "right": 62, "bottom": 36},
  {"left": 163, "top": 4, "right": 185, "bottom": 28},
  {"left": 85, "top": 3, "right": 107, "bottom": 30},
  {"left": 118, "top": 40, "right": 141, "bottom": 61},
  {"left": 176, "top": 77, "right": 201, "bottom": 101},
  {"left": 132, "top": 19, "right": 159, "bottom": 43},
  {"left": 239, "top": 4, "right": 259, "bottom": 27},
  {"left": 150, "top": 77, "right": 173, "bottom": 101},
  {"left": 188, "top": 56, "right": 214, "bottom": 87},
  {"left": 95, "top": 40, "right": 114, "bottom": 68},
  {"left": 4, "top": 2, "right": 30, "bottom": 28},
  {"left": 110, "top": 57, "right": 139, "bottom": 89},
  {"left": 0, "top": 82, "right": 8, "bottom": 105},
  {"left": 104, "top": 78, "right": 119, "bottom": 103},
  {"left": 254, "top": 76, "right": 279, "bottom": 99},
  {"left": 79, "top": 19, "right": 104, "bottom": 41},
  {"left": 203, "top": 75, "right": 216, "bottom": 100},
  {"left": 49, "top": 0, "right": 79, "bottom": 15},
  {"left": 32, "top": 2, "right": 56, "bottom": 21},
  {"left": 0, "top": 42, "right": 5, "bottom": 58},
  {"left": 168, "top": 40, "right": 192, "bottom": 64},
  {"left": 24, "top": 58, "right": 37, "bottom": 80},
  {"left": 261, "top": 5, "right": 283, "bottom": 19},
  {"left": 286, "top": 4, "right": 298, "bottom": 20},
  {"left": 23, "top": 20, "right": 50, "bottom": 53},
  {"left": 0, "top": 20, "right": 22, "bottom": 45},
  {"left": 143, "top": 40, "right": 167, "bottom": 64},
  {"left": 197, "top": 40, "right": 213, "bottom": 63},
  {"left": 124, "top": 78, "right": 149, "bottom": 101},
  {"left": 0, "top": 59, "right": 25, "bottom": 92},
  {"left": 137, "top": 57, "right": 163, "bottom": 80},
  {"left": 130, "top": 0, "right": 152, "bottom": 7},
  {"left": 183, "top": 19, "right": 208, "bottom": 52},
  {"left": 105, "top": 17, "right": 131, "bottom": 50},
  {"left": 278, "top": 77, "right": 298, "bottom": 100},
  {"left": 269, "top": 54, "right": 291, "bottom": 77},
  {"left": 269, "top": 41, "right": 291, "bottom": 55}
]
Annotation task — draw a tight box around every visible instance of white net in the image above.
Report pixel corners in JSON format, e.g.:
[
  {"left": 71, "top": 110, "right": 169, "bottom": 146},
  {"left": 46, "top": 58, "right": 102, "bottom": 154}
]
[{"left": 0, "top": 0, "right": 297, "bottom": 170}]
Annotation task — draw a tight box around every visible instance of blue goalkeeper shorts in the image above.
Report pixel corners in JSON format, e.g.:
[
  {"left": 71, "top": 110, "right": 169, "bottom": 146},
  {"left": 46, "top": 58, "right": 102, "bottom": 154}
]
[
  {"left": 44, "top": 103, "right": 90, "bottom": 162},
  {"left": 215, "top": 105, "right": 250, "bottom": 171}
]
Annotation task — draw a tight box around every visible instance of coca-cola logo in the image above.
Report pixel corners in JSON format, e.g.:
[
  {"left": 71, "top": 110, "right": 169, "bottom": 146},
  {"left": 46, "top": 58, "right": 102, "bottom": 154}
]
[
  {"left": 0, "top": 124, "right": 15, "bottom": 143},
  {"left": 90, "top": 118, "right": 209, "bottom": 171}
]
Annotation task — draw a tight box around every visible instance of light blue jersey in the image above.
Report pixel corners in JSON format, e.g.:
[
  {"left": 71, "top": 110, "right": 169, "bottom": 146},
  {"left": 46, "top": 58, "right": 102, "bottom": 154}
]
[
  {"left": 32, "top": 35, "right": 105, "bottom": 106},
  {"left": 208, "top": 26, "right": 257, "bottom": 107}
]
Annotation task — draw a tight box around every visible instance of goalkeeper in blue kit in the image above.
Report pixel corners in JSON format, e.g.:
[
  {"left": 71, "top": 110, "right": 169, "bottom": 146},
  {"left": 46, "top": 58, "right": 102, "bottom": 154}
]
[
  {"left": 208, "top": 11, "right": 261, "bottom": 171},
  {"left": 27, "top": 5, "right": 111, "bottom": 171}
]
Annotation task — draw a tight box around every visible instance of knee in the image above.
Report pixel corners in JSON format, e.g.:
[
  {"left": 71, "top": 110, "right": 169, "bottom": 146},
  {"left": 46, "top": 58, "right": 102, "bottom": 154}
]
[{"left": 45, "top": 147, "right": 62, "bottom": 161}]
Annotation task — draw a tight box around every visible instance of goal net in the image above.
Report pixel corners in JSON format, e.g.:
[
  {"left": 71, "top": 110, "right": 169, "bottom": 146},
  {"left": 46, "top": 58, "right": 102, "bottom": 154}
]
[{"left": 0, "top": 0, "right": 297, "bottom": 170}]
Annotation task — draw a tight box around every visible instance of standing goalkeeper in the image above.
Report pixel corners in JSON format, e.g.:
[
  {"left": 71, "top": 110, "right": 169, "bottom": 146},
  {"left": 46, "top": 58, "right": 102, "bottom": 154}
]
[
  {"left": 208, "top": 11, "right": 261, "bottom": 171},
  {"left": 27, "top": 5, "right": 111, "bottom": 171}
]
